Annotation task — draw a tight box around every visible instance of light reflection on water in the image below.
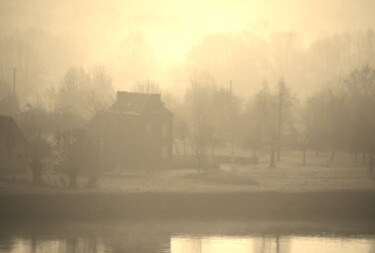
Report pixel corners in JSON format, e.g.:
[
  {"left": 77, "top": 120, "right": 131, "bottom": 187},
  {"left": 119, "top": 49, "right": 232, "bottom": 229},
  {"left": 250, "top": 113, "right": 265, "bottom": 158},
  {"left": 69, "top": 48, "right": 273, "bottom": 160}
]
[
  {"left": 2, "top": 235, "right": 375, "bottom": 253},
  {"left": 171, "top": 235, "right": 375, "bottom": 253}
]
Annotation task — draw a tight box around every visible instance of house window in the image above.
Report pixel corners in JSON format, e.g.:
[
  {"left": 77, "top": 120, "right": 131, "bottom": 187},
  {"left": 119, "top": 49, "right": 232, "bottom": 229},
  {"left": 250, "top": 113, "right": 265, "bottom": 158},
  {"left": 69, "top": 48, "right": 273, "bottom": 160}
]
[{"left": 162, "top": 124, "right": 168, "bottom": 138}]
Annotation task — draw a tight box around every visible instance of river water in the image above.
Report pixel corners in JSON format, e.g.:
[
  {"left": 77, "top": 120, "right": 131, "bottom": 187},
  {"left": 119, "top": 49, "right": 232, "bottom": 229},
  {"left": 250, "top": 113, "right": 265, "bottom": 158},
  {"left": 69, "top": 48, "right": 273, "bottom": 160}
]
[{"left": 1, "top": 220, "right": 374, "bottom": 253}]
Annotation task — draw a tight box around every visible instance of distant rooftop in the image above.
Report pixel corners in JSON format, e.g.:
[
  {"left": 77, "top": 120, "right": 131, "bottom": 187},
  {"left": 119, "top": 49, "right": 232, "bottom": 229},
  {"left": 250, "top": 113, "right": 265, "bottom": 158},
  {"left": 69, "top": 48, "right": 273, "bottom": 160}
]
[
  {"left": 109, "top": 91, "right": 171, "bottom": 116},
  {"left": 0, "top": 115, "right": 26, "bottom": 142},
  {"left": 0, "top": 115, "right": 13, "bottom": 124}
]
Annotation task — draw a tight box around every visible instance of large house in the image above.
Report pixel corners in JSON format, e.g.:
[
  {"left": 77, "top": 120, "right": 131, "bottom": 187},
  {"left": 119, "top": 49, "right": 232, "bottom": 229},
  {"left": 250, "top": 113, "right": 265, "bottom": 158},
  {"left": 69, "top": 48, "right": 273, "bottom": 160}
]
[
  {"left": 0, "top": 115, "right": 28, "bottom": 172},
  {"left": 87, "top": 91, "right": 173, "bottom": 170}
]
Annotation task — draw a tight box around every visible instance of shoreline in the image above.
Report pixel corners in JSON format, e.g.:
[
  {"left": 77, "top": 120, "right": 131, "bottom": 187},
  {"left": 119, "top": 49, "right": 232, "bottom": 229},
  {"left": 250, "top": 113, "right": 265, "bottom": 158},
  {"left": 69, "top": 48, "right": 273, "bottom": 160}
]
[
  {"left": 1, "top": 190, "right": 375, "bottom": 221},
  {"left": 2, "top": 219, "right": 375, "bottom": 237}
]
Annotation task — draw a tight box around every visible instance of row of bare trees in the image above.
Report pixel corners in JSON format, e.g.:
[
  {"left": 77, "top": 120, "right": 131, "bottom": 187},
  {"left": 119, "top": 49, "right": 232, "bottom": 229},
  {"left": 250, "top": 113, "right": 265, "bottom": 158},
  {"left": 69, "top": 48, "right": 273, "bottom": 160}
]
[
  {"left": 175, "top": 65, "right": 375, "bottom": 171},
  {"left": 2, "top": 65, "right": 375, "bottom": 181},
  {"left": 179, "top": 75, "right": 294, "bottom": 170},
  {"left": 300, "top": 66, "right": 375, "bottom": 165}
]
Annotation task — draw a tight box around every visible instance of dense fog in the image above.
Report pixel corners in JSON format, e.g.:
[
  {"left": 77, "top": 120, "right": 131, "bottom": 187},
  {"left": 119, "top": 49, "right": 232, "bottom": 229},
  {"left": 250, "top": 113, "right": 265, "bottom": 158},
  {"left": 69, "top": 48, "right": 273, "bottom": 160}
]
[
  {"left": 0, "top": 0, "right": 375, "bottom": 189},
  {"left": 1, "top": 3, "right": 375, "bottom": 253}
]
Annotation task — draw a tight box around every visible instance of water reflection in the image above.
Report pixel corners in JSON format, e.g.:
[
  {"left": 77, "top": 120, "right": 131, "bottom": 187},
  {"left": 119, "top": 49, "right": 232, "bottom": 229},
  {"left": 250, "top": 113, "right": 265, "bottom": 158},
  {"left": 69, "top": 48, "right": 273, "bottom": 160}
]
[
  {"left": 3, "top": 235, "right": 375, "bottom": 253},
  {"left": 5, "top": 238, "right": 108, "bottom": 253},
  {"left": 171, "top": 236, "right": 374, "bottom": 253},
  {"left": 1, "top": 221, "right": 375, "bottom": 253}
]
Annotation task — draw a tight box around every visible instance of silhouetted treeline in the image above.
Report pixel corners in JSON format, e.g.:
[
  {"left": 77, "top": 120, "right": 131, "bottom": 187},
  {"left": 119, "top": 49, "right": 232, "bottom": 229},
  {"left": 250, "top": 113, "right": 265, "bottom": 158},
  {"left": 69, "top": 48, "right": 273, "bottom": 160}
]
[
  {"left": 0, "top": 29, "right": 375, "bottom": 185},
  {"left": 173, "top": 65, "right": 375, "bottom": 169}
]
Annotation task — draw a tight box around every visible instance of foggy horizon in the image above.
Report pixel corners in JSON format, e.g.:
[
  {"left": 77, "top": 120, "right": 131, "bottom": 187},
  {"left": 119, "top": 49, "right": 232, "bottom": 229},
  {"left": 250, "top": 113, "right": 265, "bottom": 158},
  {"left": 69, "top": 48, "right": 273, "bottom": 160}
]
[{"left": 1, "top": 0, "right": 375, "bottom": 101}]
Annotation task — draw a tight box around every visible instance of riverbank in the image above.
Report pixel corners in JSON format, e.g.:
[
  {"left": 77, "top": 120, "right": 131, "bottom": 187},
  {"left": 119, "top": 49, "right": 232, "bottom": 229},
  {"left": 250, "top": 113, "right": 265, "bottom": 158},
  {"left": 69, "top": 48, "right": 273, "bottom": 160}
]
[
  {"left": 1, "top": 152, "right": 375, "bottom": 222},
  {"left": 1, "top": 190, "right": 375, "bottom": 221}
]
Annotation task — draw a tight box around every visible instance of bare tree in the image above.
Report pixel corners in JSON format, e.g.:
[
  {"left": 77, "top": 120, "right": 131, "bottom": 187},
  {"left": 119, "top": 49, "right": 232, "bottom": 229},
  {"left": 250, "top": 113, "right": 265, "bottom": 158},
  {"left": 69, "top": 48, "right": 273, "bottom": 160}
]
[
  {"left": 185, "top": 72, "right": 215, "bottom": 173},
  {"left": 253, "top": 81, "right": 278, "bottom": 167},
  {"left": 276, "top": 78, "right": 295, "bottom": 161},
  {"left": 343, "top": 66, "right": 375, "bottom": 165},
  {"left": 55, "top": 67, "right": 92, "bottom": 120},
  {"left": 90, "top": 65, "right": 114, "bottom": 114},
  {"left": 133, "top": 80, "right": 160, "bottom": 94},
  {"left": 55, "top": 66, "right": 114, "bottom": 121}
]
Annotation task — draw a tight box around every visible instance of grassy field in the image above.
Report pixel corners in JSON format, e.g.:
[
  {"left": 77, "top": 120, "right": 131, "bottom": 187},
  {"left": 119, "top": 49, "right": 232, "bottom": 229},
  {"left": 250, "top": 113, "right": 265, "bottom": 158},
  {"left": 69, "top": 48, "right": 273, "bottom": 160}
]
[
  {"left": 0, "top": 150, "right": 375, "bottom": 221},
  {"left": 0, "top": 150, "right": 375, "bottom": 193},
  {"left": 97, "top": 153, "right": 375, "bottom": 193}
]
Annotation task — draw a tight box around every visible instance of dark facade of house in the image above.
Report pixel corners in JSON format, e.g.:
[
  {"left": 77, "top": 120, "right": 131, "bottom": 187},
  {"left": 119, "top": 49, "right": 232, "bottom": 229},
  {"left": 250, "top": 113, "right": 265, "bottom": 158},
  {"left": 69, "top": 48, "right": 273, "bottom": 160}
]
[
  {"left": 0, "top": 94, "right": 19, "bottom": 117},
  {"left": 0, "top": 115, "right": 28, "bottom": 172},
  {"left": 365, "top": 125, "right": 375, "bottom": 173},
  {"left": 87, "top": 91, "right": 173, "bottom": 170}
]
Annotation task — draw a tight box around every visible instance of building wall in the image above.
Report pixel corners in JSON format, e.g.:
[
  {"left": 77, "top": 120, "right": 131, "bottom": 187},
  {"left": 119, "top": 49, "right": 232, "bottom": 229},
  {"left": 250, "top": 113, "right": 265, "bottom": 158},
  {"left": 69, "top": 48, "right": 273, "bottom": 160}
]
[
  {"left": 87, "top": 112, "right": 173, "bottom": 171},
  {"left": 141, "top": 113, "right": 173, "bottom": 165},
  {"left": 0, "top": 120, "right": 28, "bottom": 172}
]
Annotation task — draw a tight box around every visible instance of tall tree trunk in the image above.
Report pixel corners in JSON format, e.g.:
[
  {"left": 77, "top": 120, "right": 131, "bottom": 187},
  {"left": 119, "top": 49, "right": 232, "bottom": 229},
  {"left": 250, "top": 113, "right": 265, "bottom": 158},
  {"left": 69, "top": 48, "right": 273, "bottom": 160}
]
[
  {"left": 277, "top": 85, "right": 282, "bottom": 162},
  {"left": 276, "top": 119, "right": 281, "bottom": 161},
  {"left": 270, "top": 142, "right": 275, "bottom": 168},
  {"left": 69, "top": 169, "right": 78, "bottom": 189}
]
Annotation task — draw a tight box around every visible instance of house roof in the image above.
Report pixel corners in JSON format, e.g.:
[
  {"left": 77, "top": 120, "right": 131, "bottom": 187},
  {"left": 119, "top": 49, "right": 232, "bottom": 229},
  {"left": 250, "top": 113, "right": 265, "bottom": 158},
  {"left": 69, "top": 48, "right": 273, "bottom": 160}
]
[
  {"left": 0, "top": 94, "right": 19, "bottom": 116},
  {"left": 109, "top": 91, "right": 172, "bottom": 116},
  {"left": 0, "top": 115, "right": 27, "bottom": 144}
]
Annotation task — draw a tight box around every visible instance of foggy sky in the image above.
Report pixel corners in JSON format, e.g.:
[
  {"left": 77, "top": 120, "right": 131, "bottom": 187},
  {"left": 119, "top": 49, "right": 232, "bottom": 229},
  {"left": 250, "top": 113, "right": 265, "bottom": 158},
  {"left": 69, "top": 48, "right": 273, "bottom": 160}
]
[{"left": 0, "top": 0, "right": 374, "bottom": 94}]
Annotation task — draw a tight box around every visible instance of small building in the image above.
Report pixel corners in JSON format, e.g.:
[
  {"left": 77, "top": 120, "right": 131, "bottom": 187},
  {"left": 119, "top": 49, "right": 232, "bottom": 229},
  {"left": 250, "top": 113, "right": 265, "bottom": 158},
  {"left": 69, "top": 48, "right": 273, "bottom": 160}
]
[
  {"left": 365, "top": 125, "right": 375, "bottom": 173},
  {"left": 0, "top": 115, "right": 28, "bottom": 172},
  {"left": 87, "top": 91, "right": 173, "bottom": 170}
]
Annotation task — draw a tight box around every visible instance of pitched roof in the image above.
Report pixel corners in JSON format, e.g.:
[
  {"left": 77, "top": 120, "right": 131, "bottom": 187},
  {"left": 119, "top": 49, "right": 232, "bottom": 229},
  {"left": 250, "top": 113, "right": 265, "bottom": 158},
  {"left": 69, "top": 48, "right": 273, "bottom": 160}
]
[
  {"left": 0, "top": 115, "right": 27, "bottom": 143},
  {"left": 0, "top": 94, "right": 19, "bottom": 116},
  {"left": 109, "top": 91, "right": 172, "bottom": 116}
]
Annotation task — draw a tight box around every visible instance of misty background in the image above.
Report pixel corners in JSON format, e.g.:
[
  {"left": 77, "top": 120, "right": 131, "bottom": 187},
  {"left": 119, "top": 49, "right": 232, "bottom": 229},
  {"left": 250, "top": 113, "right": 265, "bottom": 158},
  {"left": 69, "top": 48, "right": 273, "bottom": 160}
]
[
  {"left": 1, "top": 0, "right": 375, "bottom": 101},
  {"left": 1, "top": 0, "right": 375, "bottom": 187}
]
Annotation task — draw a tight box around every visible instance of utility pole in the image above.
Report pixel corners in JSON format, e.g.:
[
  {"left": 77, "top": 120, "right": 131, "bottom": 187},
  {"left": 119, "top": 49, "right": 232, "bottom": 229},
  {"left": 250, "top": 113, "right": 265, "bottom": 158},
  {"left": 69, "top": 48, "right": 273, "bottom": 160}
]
[
  {"left": 13, "top": 67, "right": 16, "bottom": 97},
  {"left": 277, "top": 86, "right": 281, "bottom": 161},
  {"left": 277, "top": 79, "right": 283, "bottom": 162},
  {"left": 229, "top": 80, "right": 234, "bottom": 157}
]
